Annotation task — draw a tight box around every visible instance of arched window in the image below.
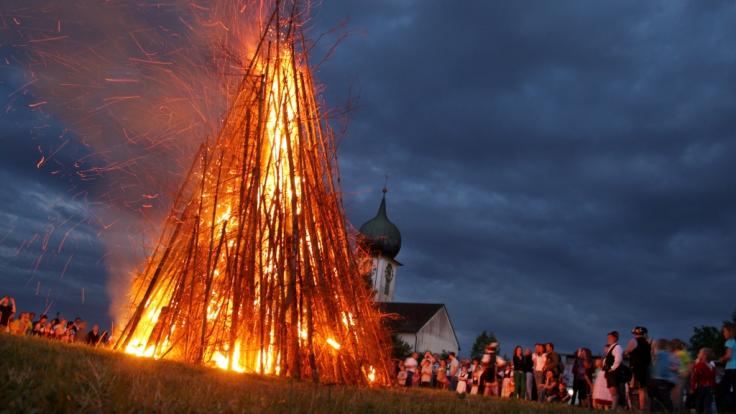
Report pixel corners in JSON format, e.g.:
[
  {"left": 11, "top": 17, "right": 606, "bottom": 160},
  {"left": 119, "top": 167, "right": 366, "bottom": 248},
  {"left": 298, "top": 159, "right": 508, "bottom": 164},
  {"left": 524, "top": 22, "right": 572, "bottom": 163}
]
[{"left": 384, "top": 263, "right": 393, "bottom": 295}]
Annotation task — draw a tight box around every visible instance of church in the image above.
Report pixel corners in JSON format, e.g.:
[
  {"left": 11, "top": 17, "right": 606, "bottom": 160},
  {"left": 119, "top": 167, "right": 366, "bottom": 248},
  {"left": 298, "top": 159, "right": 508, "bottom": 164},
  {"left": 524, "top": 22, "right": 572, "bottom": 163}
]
[{"left": 358, "top": 189, "right": 460, "bottom": 355}]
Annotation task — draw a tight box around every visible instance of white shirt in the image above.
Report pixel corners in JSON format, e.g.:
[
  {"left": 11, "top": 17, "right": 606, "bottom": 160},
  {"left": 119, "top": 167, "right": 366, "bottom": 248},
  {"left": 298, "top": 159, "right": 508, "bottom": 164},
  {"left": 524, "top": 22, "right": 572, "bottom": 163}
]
[
  {"left": 533, "top": 352, "right": 547, "bottom": 372},
  {"left": 624, "top": 338, "right": 639, "bottom": 356},
  {"left": 449, "top": 357, "right": 460, "bottom": 376},
  {"left": 405, "top": 357, "right": 418, "bottom": 372},
  {"left": 608, "top": 343, "right": 623, "bottom": 371}
]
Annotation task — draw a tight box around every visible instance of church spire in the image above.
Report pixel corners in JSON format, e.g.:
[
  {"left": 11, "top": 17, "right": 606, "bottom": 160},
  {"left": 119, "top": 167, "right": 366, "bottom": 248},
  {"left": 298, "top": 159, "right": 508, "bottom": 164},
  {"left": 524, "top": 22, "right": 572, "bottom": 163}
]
[{"left": 359, "top": 187, "right": 401, "bottom": 259}]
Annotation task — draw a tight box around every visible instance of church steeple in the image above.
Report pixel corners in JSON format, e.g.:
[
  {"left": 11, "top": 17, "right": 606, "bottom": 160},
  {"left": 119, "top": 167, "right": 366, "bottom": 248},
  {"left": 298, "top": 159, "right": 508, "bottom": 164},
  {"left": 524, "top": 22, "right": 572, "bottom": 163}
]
[
  {"left": 359, "top": 187, "right": 402, "bottom": 302},
  {"left": 359, "top": 188, "right": 402, "bottom": 260}
]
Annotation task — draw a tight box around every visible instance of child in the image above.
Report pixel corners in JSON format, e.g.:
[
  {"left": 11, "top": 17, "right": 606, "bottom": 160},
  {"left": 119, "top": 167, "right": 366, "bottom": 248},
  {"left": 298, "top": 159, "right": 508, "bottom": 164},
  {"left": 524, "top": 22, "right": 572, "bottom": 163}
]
[
  {"left": 592, "top": 356, "right": 613, "bottom": 409},
  {"left": 470, "top": 363, "right": 484, "bottom": 395},
  {"left": 436, "top": 360, "right": 449, "bottom": 389},
  {"left": 397, "top": 361, "right": 407, "bottom": 387},
  {"left": 457, "top": 365, "right": 469, "bottom": 394},
  {"left": 420, "top": 358, "right": 433, "bottom": 387},
  {"left": 690, "top": 348, "right": 715, "bottom": 414},
  {"left": 501, "top": 365, "right": 515, "bottom": 398}
]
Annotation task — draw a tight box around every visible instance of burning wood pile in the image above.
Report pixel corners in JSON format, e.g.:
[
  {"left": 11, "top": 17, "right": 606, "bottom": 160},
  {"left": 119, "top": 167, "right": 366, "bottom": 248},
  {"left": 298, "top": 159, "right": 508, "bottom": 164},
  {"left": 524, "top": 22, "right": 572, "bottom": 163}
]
[{"left": 108, "top": 3, "right": 392, "bottom": 384}]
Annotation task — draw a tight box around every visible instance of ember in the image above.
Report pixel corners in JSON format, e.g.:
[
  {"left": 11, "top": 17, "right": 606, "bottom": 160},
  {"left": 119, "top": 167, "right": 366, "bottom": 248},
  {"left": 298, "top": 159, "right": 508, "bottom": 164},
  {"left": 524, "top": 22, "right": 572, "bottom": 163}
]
[
  {"left": 3, "top": 0, "right": 391, "bottom": 385},
  {"left": 109, "top": 2, "right": 392, "bottom": 385}
]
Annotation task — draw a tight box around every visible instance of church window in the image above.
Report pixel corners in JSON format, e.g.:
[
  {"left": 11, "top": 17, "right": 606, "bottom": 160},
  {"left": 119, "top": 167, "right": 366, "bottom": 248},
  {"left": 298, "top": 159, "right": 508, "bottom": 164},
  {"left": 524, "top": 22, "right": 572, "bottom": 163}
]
[{"left": 384, "top": 263, "right": 393, "bottom": 295}]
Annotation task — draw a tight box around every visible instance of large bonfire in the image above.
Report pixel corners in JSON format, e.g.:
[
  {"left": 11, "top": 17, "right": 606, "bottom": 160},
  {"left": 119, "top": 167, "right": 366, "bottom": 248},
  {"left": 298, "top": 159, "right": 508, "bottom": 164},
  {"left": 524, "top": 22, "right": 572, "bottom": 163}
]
[
  {"left": 111, "top": 4, "right": 392, "bottom": 384},
  {"left": 3, "top": 0, "right": 392, "bottom": 385}
]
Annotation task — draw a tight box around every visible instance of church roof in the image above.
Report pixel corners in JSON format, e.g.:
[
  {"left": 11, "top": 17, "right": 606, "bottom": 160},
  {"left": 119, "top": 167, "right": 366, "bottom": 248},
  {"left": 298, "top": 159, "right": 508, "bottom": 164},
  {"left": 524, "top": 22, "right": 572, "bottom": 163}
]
[
  {"left": 378, "top": 302, "right": 445, "bottom": 333},
  {"left": 359, "top": 190, "right": 402, "bottom": 259}
]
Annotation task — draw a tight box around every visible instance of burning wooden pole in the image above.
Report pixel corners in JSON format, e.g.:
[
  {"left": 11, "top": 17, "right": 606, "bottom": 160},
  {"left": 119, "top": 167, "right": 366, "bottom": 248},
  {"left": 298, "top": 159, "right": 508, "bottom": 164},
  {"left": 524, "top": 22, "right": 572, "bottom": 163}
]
[{"left": 114, "top": 1, "right": 391, "bottom": 385}]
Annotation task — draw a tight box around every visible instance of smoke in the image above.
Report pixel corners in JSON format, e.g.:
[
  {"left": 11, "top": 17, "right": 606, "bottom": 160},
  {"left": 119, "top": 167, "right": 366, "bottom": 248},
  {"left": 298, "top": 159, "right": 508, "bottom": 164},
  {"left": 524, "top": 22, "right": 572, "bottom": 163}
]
[{"left": 0, "top": 0, "right": 286, "bottom": 324}]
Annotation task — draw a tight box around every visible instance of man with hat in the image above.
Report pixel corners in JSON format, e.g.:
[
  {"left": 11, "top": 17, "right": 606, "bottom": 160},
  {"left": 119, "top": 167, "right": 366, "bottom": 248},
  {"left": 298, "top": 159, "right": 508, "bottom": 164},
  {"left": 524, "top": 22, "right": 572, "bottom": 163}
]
[
  {"left": 481, "top": 342, "right": 505, "bottom": 396},
  {"left": 626, "top": 326, "right": 652, "bottom": 411}
]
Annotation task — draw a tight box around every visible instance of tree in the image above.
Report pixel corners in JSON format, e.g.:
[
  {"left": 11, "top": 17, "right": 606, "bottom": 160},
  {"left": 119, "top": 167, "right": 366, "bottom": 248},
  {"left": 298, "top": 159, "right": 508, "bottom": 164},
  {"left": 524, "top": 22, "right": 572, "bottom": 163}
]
[
  {"left": 689, "top": 325, "right": 725, "bottom": 358},
  {"left": 688, "top": 308, "right": 736, "bottom": 358},
  {"left": 391, "top": 334, "right": 412, "bottom": 360},
  {"left": 470, "top": 331, "right": 497, "bottom": 360}
]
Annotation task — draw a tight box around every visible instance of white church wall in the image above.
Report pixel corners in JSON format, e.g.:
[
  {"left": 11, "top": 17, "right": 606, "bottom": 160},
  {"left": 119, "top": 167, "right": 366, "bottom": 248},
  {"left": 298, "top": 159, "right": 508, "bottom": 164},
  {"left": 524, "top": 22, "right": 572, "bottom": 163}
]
[{"left": 415, "top": 308, "right": 459, "bottom": 355}]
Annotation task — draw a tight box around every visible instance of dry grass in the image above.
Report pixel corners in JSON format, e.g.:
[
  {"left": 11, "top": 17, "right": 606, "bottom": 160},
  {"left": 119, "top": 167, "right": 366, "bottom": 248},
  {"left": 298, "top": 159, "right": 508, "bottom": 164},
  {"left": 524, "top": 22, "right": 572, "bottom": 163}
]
[{"left": 0, "top": 333, "right": 593, "bottom": 414}]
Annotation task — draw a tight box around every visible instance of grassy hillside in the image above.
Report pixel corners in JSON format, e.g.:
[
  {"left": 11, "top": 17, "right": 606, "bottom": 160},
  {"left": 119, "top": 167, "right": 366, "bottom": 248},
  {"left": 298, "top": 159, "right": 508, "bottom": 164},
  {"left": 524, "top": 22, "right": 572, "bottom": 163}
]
[{"left": 0, "top": 333, "right": 589, "bottom": 413}]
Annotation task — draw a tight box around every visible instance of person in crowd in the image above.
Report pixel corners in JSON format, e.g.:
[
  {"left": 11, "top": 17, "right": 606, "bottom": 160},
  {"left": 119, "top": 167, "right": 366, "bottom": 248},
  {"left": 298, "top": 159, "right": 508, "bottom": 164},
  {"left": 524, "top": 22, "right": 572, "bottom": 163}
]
[
  {"left": 592, "top": 356, "right": 613, "bottom": 409},
  {"left": 431, "top": 353, "right": 440, "bottom": 387},
  {"left": 456, "top": 365, "right": 469, "bottom": 394},
  {"left": 11, "top": 312, "right": 32, "bottom": 335},
  {"left": 691, "top": 348, "right": 716, "bottom": 414},
  {"left": 481, "top": 361, "right": 496, "bottom": 397},
  {"left": 25, "top": 312, "right": 35, "bottom": 335},
  {"left": 482, "top": 342, "right": 505, "bottom": 397},
  {"left": 62, "top": 320, "right": 75, "bottom": 342},
  {"left": 559, "top": 381, "right": 572, "bottom": 404},
  {"left": 69, "top": 317, "right": 86, "bottom": 342},
  {"left": 420, "top": 358, "right": 433, "bottom": 387},
  {"left": 0, "top": 295, "right": 16, "bottom": 330},
  {"left": 501, "top": 363, "right": 515, "bottom": 398},
  {"left": 404, "top": 352, "right": 418, "bottom": 387},
  {"left": 50, "top": 313, "right": 60, "bottom": 329},
  {"left": 470, "top": 360, "right": 484, "bottom": 395},
  {"left": 33, "top": 314, "right": 48, "bottom": 336},
  {"left": 396, "top": 361, "right": 407, "bottom": 387},
  {"left": 512, "top": 346, "right": 526, "bottom": 399},
  {"left": 603, "top": 330, "right": 624, "bottom": 410},
  {"left": 649, "top": 338, "right": 678, "bottom": 412},
  {"left": 8, "top": 312, "right": 21, "bottom": 335},
  {"left": 670, "top": 339, "right": 691, "bottom": 411},
  {"left": 626, "top": 326, "right": 652, "bottom": 411},
  {"left": 469, "top": 358, "right": 479, "bottom": 378},
  {"left": 52, "top": 318, "right": 67, "bottom": 340},
  {"left": 572, "top": 347, "right": 593, "bottom": 407},
  {"left": 7, "top": 313, "right": 20, "bottom": 334},
  {"left": 543, "top": 369, "right": 559, "bottom": 402},
  {"left": 86, "top": 324, "right": 102, "bottom": 346},
  {"left": 532, "top": 343, "right": 547, "bottom": 401},
  {"left": 523, "top": 348, "right": 534, "bottom": 400},
  {"left": 44, "top": 320, "right": 54, "bottom": 337},
  {"left": 412, "top": 362, "right": 422, "bottom": 386},
  {"left": 436, "top": 359, "right": 449, "bottom": 389},
  {"left": 719, "top": 322, "right": 736, "bottom": 413},
  {"left": 448, "top": 351, "right": 460, "bottom": 391},
  {"left": 545, "top": 342, "right": 561, "bottom": 379}
]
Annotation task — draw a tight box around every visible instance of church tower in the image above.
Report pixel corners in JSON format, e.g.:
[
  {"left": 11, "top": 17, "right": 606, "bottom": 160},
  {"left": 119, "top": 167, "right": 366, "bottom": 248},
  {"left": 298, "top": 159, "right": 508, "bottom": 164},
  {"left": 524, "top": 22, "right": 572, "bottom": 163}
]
[{"left": 359, "top": 188, "right": 402, "bottom": 302}]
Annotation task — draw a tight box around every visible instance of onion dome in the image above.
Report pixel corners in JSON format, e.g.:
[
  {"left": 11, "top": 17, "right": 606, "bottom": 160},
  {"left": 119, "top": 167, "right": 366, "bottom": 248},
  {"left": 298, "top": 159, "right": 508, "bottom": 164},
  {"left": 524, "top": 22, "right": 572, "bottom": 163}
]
[{"left": 359, "top": 189, "right": 402, "bottom": 259}]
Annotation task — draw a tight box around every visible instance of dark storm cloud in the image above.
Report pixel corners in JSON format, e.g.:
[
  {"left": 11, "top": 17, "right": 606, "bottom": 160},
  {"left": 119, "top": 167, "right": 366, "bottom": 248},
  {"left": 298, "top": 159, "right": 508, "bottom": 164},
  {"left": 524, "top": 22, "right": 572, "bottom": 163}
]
[
  {"left": 0, "top": 165, "right": 110, "bottom": 324},
  {"left": 308, "top": 0, "right": 736, "bottom": 352},
  {"left": 0, "top": 0, "right": 734, "bottom": 355},
  {"left": 0, "top": 67, "right": 111, "bottom": 324}
]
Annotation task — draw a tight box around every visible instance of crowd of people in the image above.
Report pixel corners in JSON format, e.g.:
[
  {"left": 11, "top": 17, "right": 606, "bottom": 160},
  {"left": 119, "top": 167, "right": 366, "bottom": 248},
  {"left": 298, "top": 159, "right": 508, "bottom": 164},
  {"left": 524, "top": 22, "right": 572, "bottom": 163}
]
[
  {"left": 3, "top": 293, "right": 736, "bottom": 413},
  {"left": 394, "top": 325, "right": 736, "bottom": 413},
  {"left": 0, "top": 295, "right": 109, "bottom": 346}
]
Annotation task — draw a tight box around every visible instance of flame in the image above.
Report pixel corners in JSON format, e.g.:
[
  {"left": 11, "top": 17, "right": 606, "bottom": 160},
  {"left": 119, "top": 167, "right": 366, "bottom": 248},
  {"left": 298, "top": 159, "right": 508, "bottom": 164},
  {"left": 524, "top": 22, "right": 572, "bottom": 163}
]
[
  {"left": 326, "top": 338, "right": 341, "bottom": 351},
  {"left": 106, "top": 1, "right": 392, "bottom": 385},
  {"left": 367, "top": 366, "right": 376, "bottom": 383}
]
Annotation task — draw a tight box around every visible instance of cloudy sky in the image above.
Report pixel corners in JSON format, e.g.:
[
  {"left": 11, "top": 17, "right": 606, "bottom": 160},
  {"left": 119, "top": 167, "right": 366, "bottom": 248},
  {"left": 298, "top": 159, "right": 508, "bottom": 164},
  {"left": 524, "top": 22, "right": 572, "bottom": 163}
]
[{"left": 1, "top": 0, "right": 735, "bottom": 355}]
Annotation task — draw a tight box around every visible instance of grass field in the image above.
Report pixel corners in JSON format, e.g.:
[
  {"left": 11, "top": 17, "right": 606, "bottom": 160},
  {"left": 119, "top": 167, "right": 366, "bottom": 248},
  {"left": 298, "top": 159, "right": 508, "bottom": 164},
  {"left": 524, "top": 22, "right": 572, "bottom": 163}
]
[{"left": 0, "top": 333, "right": 591, "bottom": 413}]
